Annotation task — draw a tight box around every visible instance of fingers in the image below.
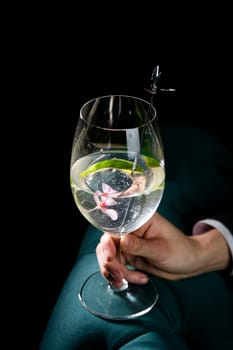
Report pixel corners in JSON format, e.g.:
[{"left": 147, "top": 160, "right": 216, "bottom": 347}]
[
  {"left": 124, "top": 267, "right": 149, "bottom": 284},
  {"left": 103, "top": 260, "right": 148, "bottom": 286},
  {"left": 96, "top": 233, "right": 116, "bottom": 262},
  {"left": 96, "top": 233, "right": 149, "bottom": 286},
  {"left": 96, "top": 233, "right": 125, "bottom": 286},
  {"left": 121, "top": 234, "right": 162, "bottom": 260}
]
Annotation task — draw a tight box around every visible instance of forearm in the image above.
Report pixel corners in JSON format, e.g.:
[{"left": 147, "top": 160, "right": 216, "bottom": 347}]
[{"left": 192, "top": 228, "right": 231, "bottom": 274}]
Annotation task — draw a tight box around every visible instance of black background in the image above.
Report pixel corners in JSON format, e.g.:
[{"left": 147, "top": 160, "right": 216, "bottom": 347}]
[
  {"left": 16, "top": 53, "right": 232, "bottom": 348},
  {"left": 4, "top": 4, "right": 232, "bottom": 348}
]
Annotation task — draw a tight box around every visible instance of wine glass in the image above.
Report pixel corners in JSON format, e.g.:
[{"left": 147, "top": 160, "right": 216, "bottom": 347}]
[{"left": 70, "top": 95, "right": 165, "bottom": 320}]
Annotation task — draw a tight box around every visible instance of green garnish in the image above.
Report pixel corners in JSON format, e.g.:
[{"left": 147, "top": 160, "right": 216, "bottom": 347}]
[
  {"left": 80, "top": 159, "right": 143, "bottom": 177},
  {"left": 80, "top": 156, "right": 160, "bottom": 177},
  {"left": 143, "top": 155, "right": 160, "bottom": 167}
]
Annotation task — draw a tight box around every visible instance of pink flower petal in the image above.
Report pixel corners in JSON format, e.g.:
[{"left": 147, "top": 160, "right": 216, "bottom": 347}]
[
  {"left": 103, "top": 197, "right": 117, "bottom": 206},
  {"left": 102, "top": 183, "right": 117, "bottom": 195},
  {"left": 102, "top": 208, "right": 118, "bottom": 220},
  {"left": 94, "top": 194, "right": 101, "bottom": 206},
  {"left": 90, "top": 184, "right": 119, "bottom": 221}
]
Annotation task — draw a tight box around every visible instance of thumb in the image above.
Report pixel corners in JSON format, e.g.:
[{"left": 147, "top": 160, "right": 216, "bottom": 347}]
[{"left": 121, "top": 234, "right": 146, "bottom": 256}]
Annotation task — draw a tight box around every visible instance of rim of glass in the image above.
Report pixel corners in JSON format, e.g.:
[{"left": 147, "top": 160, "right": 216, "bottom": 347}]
[{"left": 80, "top": 94, "right": 157, "bottom": 131}]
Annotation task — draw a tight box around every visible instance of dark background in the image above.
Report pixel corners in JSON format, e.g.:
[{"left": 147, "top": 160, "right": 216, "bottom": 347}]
[{"left": 20, "top": 58, "right": 232, "bottom": 349}]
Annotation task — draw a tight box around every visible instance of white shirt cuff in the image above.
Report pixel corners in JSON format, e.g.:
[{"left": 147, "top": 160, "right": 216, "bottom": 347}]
[{"left": 192, "top": 219, "right": 233, "bottom": 276}]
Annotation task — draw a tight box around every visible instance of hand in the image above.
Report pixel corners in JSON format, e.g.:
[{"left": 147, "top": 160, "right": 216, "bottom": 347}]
[{"left": 96, "top": 213, "right": 230, "bottom": 286}]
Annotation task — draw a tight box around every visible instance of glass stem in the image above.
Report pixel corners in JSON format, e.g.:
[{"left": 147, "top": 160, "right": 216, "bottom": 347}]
[
  {"left": 110, "top": 278, "right": 128, "bottom": 292},
  {"left": 109, "top": 236, "right": 128, "bottom": 293}
]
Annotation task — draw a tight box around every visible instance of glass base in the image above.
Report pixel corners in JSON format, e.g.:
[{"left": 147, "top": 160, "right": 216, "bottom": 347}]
[{"left": 78, "top": 270, "right": 159, "bottom": 320}]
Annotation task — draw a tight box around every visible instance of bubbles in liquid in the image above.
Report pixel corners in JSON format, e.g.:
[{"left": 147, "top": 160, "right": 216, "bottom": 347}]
[
  {"left": 85, "top": 169, "right": 133, "bottom": 192},
  {"left": 83, "top": 169, "right": 144, "bottom": 231},
  {"left": 71, "top": 155, "right": 164, "bottom": 234}
]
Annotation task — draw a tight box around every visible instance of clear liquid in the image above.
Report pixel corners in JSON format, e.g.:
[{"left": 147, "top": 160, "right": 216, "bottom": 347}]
[{"left": 70, "top": 152, "right": 165, "bottom": 234}]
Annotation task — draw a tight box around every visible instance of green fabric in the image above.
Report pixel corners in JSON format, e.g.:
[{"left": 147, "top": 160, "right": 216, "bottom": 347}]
[{"left": 40, "top": 124, "right": 233, "bottom": 349}]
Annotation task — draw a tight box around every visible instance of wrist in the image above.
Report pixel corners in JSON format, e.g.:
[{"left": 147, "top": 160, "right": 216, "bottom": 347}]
[{"left": 192, "top": 229, "right": 231, "bottom": 274}]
